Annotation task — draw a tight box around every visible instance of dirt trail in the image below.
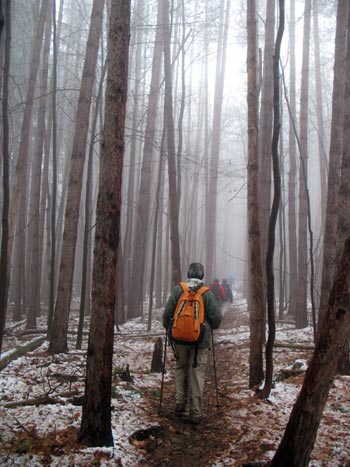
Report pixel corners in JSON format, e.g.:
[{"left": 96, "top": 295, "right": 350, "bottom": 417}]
[{"left": 137, "top": 303, "right": 254, "bottom": 467}]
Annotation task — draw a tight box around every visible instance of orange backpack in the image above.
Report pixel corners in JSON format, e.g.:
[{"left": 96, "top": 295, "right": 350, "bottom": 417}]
[{"left": 171, "top": 282, "right": 209, "bottom": 344}]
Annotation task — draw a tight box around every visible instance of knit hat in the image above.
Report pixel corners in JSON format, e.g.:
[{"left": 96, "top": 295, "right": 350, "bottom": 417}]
[{"left": 187, "top": 262, "right": 204, "bottom": 280}]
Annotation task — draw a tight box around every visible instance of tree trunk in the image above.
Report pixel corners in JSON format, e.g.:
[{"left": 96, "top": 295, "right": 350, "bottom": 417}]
[
  {"left": 258, "top": 0, "right": 275, "bottom": 296},
  {"left": 295, "top": 0, "right": 312, "bottom": 329},
  {"left": 318, "top": 0, "right": 348, "bottom": 332},
  {"left": 49, "top": 0, "right": 104, "bottom": 354},
  {"left": 78, "top": 0, "right": 130, "bottom": 447},
  {"left": 162, "top": 0, "right": 181, "bottom": 286},
  {"left": 258, "top": 0, "right": 284, "bottom": 400},
  {"left": 247, "top": 0, "right": 265, "bottom": 389},
  {"left": 47, "top": 0, "right": 59, "bottom": 335},
  {"left": 313, "top": 0, "right": 327, "bottom": 231},
  {"left": 270, "top": 235, "right": 350, "bottom": 466},
  {"left": 7, "top": 0, "right": 49, "bottom": 308},
  {"left": 122, "top": 0, "right": 144, "bottom": 317},
  {"left": 0, "top": 0, "right": 11, "bottom": 354},
  {"left": 128, "top": 0, "right": 163, "bottom": 319},
  {"left": 27, "top": 0, "right": 52, "bottom": 329},
  {"left": 205, "top": 0, "right": 230, "bottom": 281},
  {"left": 76, "top": 61, "right": 106, "bottom": 350},
  {"left": 334, "top": 5, "right": 350, "bottom": 375},
  {"left": 287, "top": 0, "right": 298, "bottom": 318}
]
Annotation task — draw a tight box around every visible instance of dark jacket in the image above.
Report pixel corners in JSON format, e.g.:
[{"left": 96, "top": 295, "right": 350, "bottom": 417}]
[{"left": 163, "top": 279, "right": 222, "bottom": 348}]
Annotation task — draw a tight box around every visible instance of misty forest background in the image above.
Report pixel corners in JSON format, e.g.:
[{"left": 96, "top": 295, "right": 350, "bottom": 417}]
[{"left": 1, "top": 0, "right": 350, "bottom": 462}]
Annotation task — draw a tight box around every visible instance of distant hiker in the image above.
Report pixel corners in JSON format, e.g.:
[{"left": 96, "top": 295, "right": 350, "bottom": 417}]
[
  {"left": 163, "top": 262, "right": 222, "bottom": 424},
  {"left": 222, "top": 278, "right": 233, "bottom": 303},
  {"left": 227, "top": 272, "right": 235, "bottom": 290},
  {"left": 209, "top": 278, "right": 226, "bottom": 307}
]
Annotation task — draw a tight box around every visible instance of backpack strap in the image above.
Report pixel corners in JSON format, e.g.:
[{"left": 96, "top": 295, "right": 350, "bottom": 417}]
[
  {"left": 179, "top": 281, "right": 189, "bottom": 292},
  {"left": 197, "top": 285, "right": 209, "bottom": 296}
]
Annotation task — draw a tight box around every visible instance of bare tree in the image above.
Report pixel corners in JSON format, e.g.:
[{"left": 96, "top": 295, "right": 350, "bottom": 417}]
[
  {"left": 47, "top": 0, "right": 59, "bottom": 335},
  {"left": 258, "top": 0, "right": 275, "bottom": 292},
  {"left": 287, "top": 0, "right": 298, "bottom": 318},
  {"left": 78, "top": 0, "right": 130, "bottom": 446},
  {"left": 49, "top": 0, "right": 105, "bottom": 354},
  {"left": 313, "top": 0, "right": 328, "bottom": 229},
  {"left": 8, "top": 0, "right": 49, "bottom": 320},
  {"left": 247, "top": 0, "right": 265, "bottom": 389},
  {"left": 162, "top": 0, "right": 181, "bottom": 285},
  {"left": 270, "top": 234, "right": 350, "bottom": 466},
  {"left": 26, "top": 0, "right": 53, "bottom": 329},
  {"left": 205, "top": 0, "right": 230, "bottom": 281},
  {"left": 258, "top": 0, "right": 285, "bottom": 399},
  {"left": 296, "top": 0, "right": 312, "bottom": 329},
  {"left": 318, "top": 0, "right": 348, "bottom": 332},
  {"left": 76, "top": 60, "right": 107, "bottom": 350},
  {"left": 128, "top": 0, "right": 163, "bottom": 319},
  {"left": 0, "top": 0, "right": 11, "bottom": 354}
]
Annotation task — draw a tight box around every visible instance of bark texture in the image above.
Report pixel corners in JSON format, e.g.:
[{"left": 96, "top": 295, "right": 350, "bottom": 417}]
[
  {"left": 247, "top": 0, "right": 265, "bottom": 388},
  {"left": 270, "top": 237, "right": 350, "bottom": 466},
  {"left": 318, "top": 0, "right": 348, "bottom": 332},
  {"left": 79, "top": 0, "right": 130, "bottom": 447}
]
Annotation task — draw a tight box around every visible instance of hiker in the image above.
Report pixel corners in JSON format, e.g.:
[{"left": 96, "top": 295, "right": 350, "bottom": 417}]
[
  {"left": 227, "top": 271, "right": 235, "bottom": 290},
  {"left": 163, "top": 262, "right": 222, "bottom": 424},
  {"left": 222, "top": 278, "right": 233, "bottom": 303},
  {"left": 209, "top": 278, "right": 226, "bottom": 307}
]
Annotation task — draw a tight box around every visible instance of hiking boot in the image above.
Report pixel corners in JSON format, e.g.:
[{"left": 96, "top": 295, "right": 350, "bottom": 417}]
[{"left": 175, "top": 403, "right": 186, "bottom": 414}]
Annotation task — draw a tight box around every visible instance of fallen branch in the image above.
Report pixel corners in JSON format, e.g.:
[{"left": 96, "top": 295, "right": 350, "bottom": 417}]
[
  {"left": 2, "top": 389, "right": 79, "bottom": 408},
  {"left": 0, "top": 337, "right": 46, "bottom": 370},
  {"left": 274, "top": 342, "right": 314, "bottom": 350}
]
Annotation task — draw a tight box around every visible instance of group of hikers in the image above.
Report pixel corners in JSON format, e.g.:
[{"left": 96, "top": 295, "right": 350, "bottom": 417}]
[
  {"left": 162, "top": 262, "right": 235, "bottom": 425},
  {"left": 208, "top": 277, "right": 234, "bottom": 306}
]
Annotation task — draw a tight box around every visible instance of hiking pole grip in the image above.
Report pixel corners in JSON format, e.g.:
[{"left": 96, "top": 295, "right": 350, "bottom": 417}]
[
  {"left": 211, "top": 330, "right": 220, "bottom": 407},
  {"left": 158, "top": 329, "right": 168, "bottom": 415}
]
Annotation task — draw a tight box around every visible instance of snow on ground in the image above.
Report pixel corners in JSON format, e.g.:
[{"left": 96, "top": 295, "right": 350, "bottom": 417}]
[{"left": 0, "top": 294, "right": 350, "bottom": 466}]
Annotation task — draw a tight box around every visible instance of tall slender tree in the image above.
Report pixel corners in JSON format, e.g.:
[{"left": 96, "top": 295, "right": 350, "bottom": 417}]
[
  {"left": 296, "top": 0, "right": 312, "bottom": 329},
  {"left": 78, "top": 0, "right": 130, "bottom": 446},
  {"left": 259, "top": 0, "right": 284, "bottom": 399},
  {"left": 26, "top": 0, "right": 53, "bottom": 329},
  {"left": 0, "top": 0, "right": 11, "bottom": 354},
  {"left": 49, "top": 0, "right": 105, "bottom": 354},
  {"left": 247, "top": 0, "right": 265, "bottom": 388},
  {"left": 8, "top": 0, "right": 48, "bottom": 319},
  {"left": 287, "top": 0, "right": 298, "bottom": 318},
  {"left": 318, "top": 0, "right": 348, "bottom": 332},
  {"left": 128, "top": 0, "right": 163, "bottom": 319},
  {"left": 162, "top": 0, "right": 181, "bottom": 286},
  {"left": 205, "top": 0, "right": 230, "bottom": 281},
  {"left": 258, "top": 0, "right": 275, "bottom": 292}
]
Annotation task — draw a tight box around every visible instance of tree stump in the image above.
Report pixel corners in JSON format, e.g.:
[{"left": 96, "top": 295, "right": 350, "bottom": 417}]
[{"left": 151, "top": 337, "right": 163, "bottom": 373}]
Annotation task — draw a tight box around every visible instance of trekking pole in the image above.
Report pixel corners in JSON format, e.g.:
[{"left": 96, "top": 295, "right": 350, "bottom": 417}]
[
  {"left": 158, "top": 329, "right": 168, "bottom": 416},
  {"left": 211, "top": 330, "right": 220, "bottom": 407}
]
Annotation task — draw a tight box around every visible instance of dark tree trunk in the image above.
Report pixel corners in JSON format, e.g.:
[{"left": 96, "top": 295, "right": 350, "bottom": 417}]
[
  {"left": 78, "top": 0, "right": 130, "bottom": 447},
  {"left": 318, "top": 0, "right": 348, "bottom": 332},
  {"left": 295, "top": 0, "right": 312, "bottom": 329},
  {"left": 270, "top": 237, "right": 350, "bottom": 466},
  {"left": 27, "top": 0, "right": 52, "bottom": 330},
  {"left": 162, "top": 0, "right": 181, "bottom": 286},
  {"left": 258, "top": 0, "right": 284, "bottom": 400},
  {"left": 0, "top": 0, "right": 11, "bottom": 354},
  {"left": 247, "top": 0, "right": 265, "bottom": 389},
  {"left": 76, "top": 61, "right": 106, "bottom": 350},
  {"left": 287, "top": 0, "right": 298, "bottom": 318}
]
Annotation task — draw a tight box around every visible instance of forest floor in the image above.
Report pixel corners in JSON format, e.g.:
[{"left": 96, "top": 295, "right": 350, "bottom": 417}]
[{"left": 1, "top": 294, "right": 350, "bottom": 466}]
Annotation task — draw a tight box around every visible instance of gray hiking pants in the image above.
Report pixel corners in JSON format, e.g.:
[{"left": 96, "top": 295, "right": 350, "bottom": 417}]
[{"left": 174, "top": 343, "right": 209, "bottom": 417}]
